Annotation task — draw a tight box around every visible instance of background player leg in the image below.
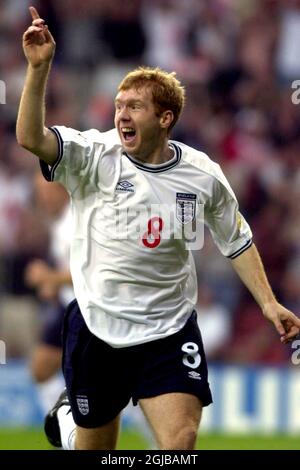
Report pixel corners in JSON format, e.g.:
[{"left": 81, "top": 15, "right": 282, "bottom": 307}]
[
  {"left": 140, "top": 392, "right": 202, "bottom": 450},
  {"left": 31, "top": 344, "right": 64, "bottom": 414},
  {"left": 75, "top": 415, "right": 121, "bottom": 450},
  {"left": 31, "top": 344, "right": 62, "bottom": 383}
]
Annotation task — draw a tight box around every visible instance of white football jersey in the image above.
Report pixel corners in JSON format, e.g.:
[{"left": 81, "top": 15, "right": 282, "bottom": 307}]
[{"left": 41, "top": 126, "right": 252, "bottom": 348}]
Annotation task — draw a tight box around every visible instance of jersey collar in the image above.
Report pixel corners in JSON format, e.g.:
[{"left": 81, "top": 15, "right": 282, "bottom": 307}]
[{"left": 123, "top": 143, "right": 182, "bottom": 173}]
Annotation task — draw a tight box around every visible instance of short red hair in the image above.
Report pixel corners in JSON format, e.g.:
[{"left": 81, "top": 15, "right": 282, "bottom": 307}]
[{"left": 118, "top": 66, "right": 185, "bottom": 132}]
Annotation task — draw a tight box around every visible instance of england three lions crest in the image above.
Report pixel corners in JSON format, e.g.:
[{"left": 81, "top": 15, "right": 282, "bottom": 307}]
[
  {"left": 76, "top": 395, "right": 89, "bottom": 415},
  {"left": 176, "top": 193, "right": 197, "bottom": 224}
]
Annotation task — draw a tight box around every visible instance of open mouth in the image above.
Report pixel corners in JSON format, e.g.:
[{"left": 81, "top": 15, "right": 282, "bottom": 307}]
[{"left": 121, "top": 127, "right": 136, "bottom": 144}]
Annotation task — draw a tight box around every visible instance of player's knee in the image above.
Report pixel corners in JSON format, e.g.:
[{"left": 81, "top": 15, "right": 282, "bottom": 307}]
[
  {"left": 161, "top": 425, "right": 198, "bottom": 450},
  {"left": 31, "top": 364, "right": 51, "bottom": 383},
  {"left": 173, "top": 425, "right": 197, "bottom": 449},
  {"left": 32, "top": 369, "right": 48, "bottom": 383}
]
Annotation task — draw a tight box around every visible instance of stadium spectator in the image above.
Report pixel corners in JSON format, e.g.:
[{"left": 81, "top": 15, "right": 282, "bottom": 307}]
[
  {"left": 24, "top": 173, "right": 73, "bottom": 415},
  {"left": 16, "top": 6, "right": 300, "bottom": 451}
]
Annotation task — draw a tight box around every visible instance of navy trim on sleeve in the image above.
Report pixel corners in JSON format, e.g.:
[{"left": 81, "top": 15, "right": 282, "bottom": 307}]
[
  {"left": 40, "top": 127, "right": 64, "bottom": 182},
  {"left": 227, "top": 239, "right": 253, "bottom": 259},
  {"left": 39, "top": 159, "right": 52, "bottom": 181}
]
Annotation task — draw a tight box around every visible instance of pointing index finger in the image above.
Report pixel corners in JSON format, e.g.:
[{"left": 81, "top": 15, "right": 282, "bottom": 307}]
[{"left": 29, "top": 6, "right": 40, "bottom": 21}]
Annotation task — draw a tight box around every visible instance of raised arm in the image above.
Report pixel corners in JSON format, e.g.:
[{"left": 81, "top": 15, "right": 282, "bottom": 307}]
[
  {"left": 231, "top": 243, "right": 300, "bottom": 344},
  {"left": 16, "top": 6, "right": 58, "bottom": 165}
]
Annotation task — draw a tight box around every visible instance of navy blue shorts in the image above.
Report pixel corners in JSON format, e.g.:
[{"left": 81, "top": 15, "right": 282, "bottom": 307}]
[{"left": 62, "top": 300, "right": 213, "bottom": 428}]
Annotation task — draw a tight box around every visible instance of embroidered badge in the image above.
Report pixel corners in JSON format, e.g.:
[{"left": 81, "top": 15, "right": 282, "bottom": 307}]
[
  {"left": 176, "top": 193, "right": 196, "bottom": 224},
  {"left": 76, "top": 395, "right": 89, "bottom": 415}
]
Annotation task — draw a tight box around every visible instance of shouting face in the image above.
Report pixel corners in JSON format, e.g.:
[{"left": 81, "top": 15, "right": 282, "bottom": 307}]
[{"left": 114, "top": 86, "right": 172, "bottom": 162}]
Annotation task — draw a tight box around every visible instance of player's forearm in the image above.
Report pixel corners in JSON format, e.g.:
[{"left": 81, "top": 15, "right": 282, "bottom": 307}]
[
  {"left": 16, "top": 63, "right": 50, "bottom": 152},
  {"left": 44, "top": 268, "right": 73, "bottom": 290},
  {"left": 230, "top": 243, "right": 277, "bottom": 312},
  {"left": 54, "top": 270, "right": 73, "bottom": 287}
]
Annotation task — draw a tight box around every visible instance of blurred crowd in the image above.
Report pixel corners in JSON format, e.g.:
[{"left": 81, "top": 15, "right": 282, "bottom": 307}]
[{"left": 0, "top": 0, "right": 300, "bottom": 365}]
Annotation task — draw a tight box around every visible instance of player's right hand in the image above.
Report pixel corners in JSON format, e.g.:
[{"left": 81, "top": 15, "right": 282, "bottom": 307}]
[{"left": 23, "top": 6, "right": 55, "bottom": 68}]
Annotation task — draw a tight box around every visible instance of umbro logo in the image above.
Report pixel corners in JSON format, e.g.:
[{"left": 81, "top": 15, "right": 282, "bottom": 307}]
[
  {"left": 188, "top": 371, "right": 201, "bottom": 380},
  {"left": 116, "top": 180, "right": 135, "bottom": 193}
]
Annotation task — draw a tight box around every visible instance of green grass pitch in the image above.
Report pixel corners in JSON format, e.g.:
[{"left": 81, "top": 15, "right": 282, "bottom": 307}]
[{"left": 0, "top": 428, "right": 299, "bottom": 450}]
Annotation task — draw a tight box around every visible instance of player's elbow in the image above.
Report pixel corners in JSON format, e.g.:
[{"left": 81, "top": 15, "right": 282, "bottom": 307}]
[
  {"left": 16, "top": 129, "right": 35, "bottom": 151},
  {"left": 17, "top": 139, "right": 34, "bottom": 153},
  {"left": 16, "top": 127, "right": 24, "bottom": 147},
  {"left": 16, "top": 130, "right": 45, "bottom": 158},
  {"left": 16, "top": 127, "right": 58, "bottom": 165}
]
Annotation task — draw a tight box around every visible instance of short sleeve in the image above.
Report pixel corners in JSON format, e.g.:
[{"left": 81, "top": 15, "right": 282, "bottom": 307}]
[
  {"left": 205, "top": 169, "right": 253, "bottom": 259},
  {"left": 40, "top": 125, "right": 101, "bottom": 194}
]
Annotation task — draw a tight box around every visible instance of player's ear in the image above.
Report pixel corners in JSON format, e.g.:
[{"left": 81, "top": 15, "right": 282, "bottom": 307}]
[{"left": 160, "top": 110, "right": 174, "bottom": 130}]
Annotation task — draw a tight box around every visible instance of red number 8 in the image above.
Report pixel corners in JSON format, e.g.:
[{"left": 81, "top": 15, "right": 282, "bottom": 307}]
[{"left": 142, "top": 216, "right": 163, "bottom": 248}]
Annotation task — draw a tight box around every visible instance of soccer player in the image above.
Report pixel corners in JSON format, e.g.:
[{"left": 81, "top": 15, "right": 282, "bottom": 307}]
[{"left": 16, "top": 7, "right": 300, "bottom": 450}]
